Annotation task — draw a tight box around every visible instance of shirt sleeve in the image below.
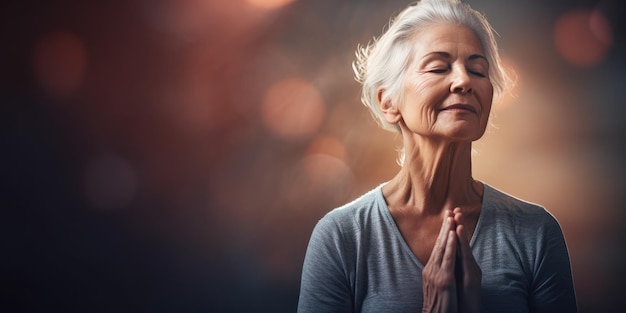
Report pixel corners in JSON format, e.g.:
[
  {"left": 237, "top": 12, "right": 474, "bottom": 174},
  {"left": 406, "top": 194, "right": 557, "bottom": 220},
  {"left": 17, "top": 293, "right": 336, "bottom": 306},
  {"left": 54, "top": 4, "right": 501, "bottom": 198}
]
[
  {"left": 528, "top": 212, "right": 578, "bottom": 313},
  {"left": 297, "top": 214, "right": 354, "bottom": 313}
]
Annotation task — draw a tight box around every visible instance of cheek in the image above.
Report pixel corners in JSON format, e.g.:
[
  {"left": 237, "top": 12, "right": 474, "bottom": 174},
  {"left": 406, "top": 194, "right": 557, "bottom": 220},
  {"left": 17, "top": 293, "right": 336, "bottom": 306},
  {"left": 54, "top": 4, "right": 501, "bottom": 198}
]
[
  {"left": 403, "top": 78, "right": 441, "bottom": 106},
  {"left": 400, "top": 76, "right": 448, "bottom": 123},
  {"left": 474, "top": 82, "right": 493, "bottom": 122},
  {"left": 479, "top": 82, "right": 494, "bottom": 107}
]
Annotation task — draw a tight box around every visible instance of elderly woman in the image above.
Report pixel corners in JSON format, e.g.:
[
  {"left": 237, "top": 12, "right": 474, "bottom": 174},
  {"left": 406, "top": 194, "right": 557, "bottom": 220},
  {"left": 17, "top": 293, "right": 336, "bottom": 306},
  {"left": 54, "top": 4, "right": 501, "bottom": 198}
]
[{"left": 297, "top": 0, "right": 577, "bottom": 312}]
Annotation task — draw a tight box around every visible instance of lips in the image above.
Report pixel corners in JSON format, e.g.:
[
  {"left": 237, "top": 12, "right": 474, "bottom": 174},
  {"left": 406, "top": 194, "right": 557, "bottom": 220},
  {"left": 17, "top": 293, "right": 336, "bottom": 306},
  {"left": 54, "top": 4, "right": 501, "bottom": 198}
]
[{"left": 440, "top": 104, "right": 477, "bottom": 114}]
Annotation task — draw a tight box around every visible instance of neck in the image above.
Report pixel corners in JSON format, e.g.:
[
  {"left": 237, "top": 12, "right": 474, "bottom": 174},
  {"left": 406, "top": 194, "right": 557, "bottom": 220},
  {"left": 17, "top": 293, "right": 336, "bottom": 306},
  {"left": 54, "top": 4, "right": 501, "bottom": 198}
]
[{"left": 383, "top": 136, "right": 482, "bottom": 216}]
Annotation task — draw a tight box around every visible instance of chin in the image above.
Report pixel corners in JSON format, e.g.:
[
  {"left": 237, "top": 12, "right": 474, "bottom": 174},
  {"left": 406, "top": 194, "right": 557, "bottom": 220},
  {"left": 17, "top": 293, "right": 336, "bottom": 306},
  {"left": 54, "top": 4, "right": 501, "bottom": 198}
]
[{"left": 440, "top": 128, "right": 484, "bottom": 142}]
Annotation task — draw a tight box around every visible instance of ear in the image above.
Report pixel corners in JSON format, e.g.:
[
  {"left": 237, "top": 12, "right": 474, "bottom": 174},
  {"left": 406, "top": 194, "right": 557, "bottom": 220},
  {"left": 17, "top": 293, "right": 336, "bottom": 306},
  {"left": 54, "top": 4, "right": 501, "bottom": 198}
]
[{"left": 377, "top": 88, "right": 402, "bottom": 124}]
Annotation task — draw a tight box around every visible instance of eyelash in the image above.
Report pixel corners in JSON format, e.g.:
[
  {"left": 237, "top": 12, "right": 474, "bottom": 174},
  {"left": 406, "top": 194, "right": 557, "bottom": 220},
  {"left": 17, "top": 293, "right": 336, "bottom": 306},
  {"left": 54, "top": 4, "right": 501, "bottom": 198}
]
[
  {"left": 430, "top": 68, "right": 448, "bottom": 74},
  {"left": 428, "top": 67, "right": 486, "bottom": 77},
  {"left": 469, "top": 70, "right": 486, "bottom": 78}
]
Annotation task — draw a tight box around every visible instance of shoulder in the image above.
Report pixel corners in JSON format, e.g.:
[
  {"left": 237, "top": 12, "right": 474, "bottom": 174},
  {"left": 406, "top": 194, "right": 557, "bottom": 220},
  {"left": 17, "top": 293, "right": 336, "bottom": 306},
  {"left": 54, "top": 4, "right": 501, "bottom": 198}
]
[
  {"left": 315, "top": 185, "right": 385, "bottom": 233},
  {"left": 478, "top": 185, "right": 572, "bottom": 275},
  {"left": 481, "top": 184, "right": 565, "bottom": 243},
  {"left": 307, "top": 184, "right": 388, "bottom": 253},
  {"left": 303, "top": 185, "right": 386, "bottom": 271},
  {"left": 483, "top": 184, "right": 558, "bottom": 226}
]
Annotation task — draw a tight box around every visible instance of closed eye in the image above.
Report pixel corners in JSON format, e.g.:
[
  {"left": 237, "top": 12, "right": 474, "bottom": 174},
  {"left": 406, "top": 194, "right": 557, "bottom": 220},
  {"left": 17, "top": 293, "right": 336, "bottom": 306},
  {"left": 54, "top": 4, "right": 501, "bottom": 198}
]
[
  {"left": 469, "top": 70, "right": 486, "bottom": 78},
  {"left": 429, "top": 68, "right": 449, "bottom": 74}
]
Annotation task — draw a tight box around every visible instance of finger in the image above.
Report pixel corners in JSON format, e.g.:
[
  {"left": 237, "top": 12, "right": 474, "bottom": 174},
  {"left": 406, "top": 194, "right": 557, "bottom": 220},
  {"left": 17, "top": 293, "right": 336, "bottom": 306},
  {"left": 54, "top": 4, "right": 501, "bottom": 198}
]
[
  {"left": 429, "top": 216, "right": 454, "bottom": 266},
  {"left": 456, "top": 223, "right": 482, "bottom": 291},
  {"left": 453, "top": 211, "right": 474, "bottom": 261},
  {"left": 453, "top": 211, "right": 471, "bottom": 247},
  {"left": 440, "top": 229, "right": 457, "bottom": 271},
  {"left": 456, "top": 224, "right": 471, "bottom": 251},
  {"left": 456, "top": 224, "right": 476, "bottom": 272},
  {"left": 453, "top": 208, "right": 463, "bottom": 226}
]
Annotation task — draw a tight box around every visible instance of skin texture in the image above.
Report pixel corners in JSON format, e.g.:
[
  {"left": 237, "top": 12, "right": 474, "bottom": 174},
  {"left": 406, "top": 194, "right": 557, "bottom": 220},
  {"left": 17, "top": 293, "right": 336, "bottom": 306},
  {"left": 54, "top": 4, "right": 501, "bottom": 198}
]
[{"left": 378, "top": 23, "right": 492, "bottom": 313}]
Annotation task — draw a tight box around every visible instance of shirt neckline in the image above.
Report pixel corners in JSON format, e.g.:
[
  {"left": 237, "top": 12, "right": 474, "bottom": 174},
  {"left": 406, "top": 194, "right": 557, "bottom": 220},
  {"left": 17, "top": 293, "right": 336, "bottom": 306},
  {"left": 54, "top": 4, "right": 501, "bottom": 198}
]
[{"left": 375, "top": 182, "right": 490, "bottom": 268}]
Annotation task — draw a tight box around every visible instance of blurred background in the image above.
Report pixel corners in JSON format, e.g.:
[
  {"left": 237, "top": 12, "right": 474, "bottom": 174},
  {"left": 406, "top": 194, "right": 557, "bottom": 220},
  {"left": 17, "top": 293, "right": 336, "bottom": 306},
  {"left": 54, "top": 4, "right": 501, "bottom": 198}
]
[{"left": 1, "top": 0, "right": 624, "bottom": 312}]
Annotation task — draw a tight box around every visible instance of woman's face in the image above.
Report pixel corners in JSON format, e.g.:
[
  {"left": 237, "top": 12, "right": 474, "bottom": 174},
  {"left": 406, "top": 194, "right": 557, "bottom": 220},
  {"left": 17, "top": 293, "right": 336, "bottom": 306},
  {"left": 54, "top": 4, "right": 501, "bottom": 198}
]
[{"left": 386, "top": 23, "right": 494, "bottom": 142}]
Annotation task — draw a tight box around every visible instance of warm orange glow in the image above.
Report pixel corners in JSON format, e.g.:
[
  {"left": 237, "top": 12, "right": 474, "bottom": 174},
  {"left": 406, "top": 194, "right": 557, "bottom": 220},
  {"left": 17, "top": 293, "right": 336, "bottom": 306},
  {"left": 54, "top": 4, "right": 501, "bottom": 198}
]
[
  {"left": 306, "top": 135, "right": 347, "bottom": 161},
  {"left": 11, "top": 1, "right": 621, "bottom": 311},
  {"left": 281, "top": 153, "right": 355, "bottom": 211},
  {"left": 261, "top": 78, "right": 325, "bottom": 141},
  {"left": 553, "top": 9, "right": 612, "bottom": 67},
  {"left": 32, "top": 31, "right": 87, "bottom": 98},
  {"left": 246, "top": 0, "right": 295, "bottom": 10},
  {"left": 302, "top": 154, "right": 351, "bottom": 186}
]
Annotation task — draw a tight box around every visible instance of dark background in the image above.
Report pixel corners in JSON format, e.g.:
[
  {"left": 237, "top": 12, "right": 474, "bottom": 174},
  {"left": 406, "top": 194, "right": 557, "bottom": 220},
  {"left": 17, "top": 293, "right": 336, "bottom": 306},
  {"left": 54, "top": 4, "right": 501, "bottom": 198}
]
[{"left": 2, "top": 0, "right": 625, "bottom": 312}]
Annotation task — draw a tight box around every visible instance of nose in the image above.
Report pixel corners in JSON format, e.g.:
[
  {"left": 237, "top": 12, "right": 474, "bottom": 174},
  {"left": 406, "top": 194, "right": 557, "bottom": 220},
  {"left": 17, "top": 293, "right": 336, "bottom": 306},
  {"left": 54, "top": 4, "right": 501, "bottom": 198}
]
[{"left": 450, "top": 67, "right": 472, "bottom": 94}]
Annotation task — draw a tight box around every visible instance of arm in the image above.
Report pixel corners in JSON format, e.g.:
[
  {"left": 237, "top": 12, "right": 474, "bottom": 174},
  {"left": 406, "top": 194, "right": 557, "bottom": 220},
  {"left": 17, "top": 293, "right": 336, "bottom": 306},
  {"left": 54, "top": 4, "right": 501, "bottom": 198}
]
[
  {"left": 528, "top": 214, "right": 578, "bottom": 313},
  {"left": 297, "top": 216, "right": 353, "bottom": 313}
]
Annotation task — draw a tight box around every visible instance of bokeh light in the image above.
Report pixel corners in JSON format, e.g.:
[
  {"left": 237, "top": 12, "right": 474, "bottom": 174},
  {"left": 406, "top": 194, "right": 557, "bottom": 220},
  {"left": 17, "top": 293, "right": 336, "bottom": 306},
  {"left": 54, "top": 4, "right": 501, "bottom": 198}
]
[
  {"left": 32, "top": 31, "right": 87, "bottom": 98},
  {"left": 246, "top": 0, "right": 295, "bottom": 10},
  {"left": 4, "top": 0, "right": 625, "bottom": 312},
  {"left": 305, "top": 135, "right": 347, "bottom": 161},
  {"left": 283, "top": 153, "right": 355, "bottom": 210},
  {"left": 261, "top": 78, "right": 326, "bottom": 141},
  {"left": 553, "top": 9, "right": 613, "bottom": 67}
]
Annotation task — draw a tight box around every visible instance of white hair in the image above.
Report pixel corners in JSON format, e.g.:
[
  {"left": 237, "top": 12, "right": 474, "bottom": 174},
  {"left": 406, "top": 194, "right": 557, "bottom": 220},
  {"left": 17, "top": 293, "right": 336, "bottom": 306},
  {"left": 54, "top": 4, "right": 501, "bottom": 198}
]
[{"left": 353, "top": 0, "right": 512, "bottom": 133}]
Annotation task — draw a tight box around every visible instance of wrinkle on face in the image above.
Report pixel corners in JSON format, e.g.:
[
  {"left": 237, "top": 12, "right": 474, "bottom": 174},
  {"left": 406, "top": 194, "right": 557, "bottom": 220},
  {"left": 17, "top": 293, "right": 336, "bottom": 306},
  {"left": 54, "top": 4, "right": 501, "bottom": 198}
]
[{"left": 395, "top": 23, "right": 494, "bottom": 143}]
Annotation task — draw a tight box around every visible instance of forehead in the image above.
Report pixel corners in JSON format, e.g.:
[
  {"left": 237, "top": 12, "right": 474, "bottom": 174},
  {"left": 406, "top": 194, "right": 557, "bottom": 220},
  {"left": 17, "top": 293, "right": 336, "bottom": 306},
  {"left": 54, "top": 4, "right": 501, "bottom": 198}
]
[{"left": 409, "top": 23, "right": 485, "bottom": 57}]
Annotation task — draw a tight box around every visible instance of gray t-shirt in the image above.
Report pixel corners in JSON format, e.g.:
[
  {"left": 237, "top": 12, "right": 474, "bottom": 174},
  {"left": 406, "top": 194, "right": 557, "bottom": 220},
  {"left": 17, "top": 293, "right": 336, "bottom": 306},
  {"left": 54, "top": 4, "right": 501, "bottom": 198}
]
[{"left": 297, "top": 184, "right": 577, "bottom": 313}]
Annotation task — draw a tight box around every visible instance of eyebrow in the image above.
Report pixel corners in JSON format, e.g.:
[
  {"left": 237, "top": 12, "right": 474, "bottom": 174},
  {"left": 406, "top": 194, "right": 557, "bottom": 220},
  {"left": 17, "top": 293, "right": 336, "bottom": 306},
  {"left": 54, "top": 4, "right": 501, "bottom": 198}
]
[{"left": 421, "top": 51, "right": 489, "bottom": 63}]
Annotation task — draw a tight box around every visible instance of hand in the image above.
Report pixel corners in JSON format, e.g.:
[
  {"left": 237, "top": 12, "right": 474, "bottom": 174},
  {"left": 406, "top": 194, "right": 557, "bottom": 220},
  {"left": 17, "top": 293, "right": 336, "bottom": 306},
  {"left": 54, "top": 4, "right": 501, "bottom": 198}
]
[
  {"left": 453, "top": 208, "right": 482, "bottom": 313},
  {"left": 422, "top": 211, "right": 458, "bottom": 313}
]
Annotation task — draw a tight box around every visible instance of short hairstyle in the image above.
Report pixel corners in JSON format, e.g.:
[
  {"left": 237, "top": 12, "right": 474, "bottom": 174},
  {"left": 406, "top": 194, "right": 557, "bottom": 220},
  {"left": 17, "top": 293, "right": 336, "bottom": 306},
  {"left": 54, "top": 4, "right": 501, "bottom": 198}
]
[{"left": 353, "top": 0, "right": 512, "bottom": 133}]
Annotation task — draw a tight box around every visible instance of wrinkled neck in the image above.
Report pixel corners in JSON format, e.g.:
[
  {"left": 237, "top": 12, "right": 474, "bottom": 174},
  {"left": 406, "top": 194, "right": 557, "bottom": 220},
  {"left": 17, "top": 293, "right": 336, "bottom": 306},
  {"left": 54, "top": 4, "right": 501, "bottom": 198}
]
[{"left": 383, "top": 136, "right": 482, "bottom": 216}]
